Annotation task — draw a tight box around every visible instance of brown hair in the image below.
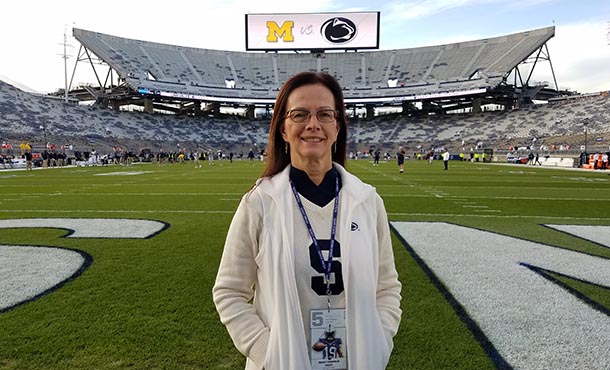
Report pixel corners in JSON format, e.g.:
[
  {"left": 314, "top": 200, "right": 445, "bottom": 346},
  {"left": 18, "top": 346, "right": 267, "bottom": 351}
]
[{"left": 261, "top": 72, "right": 347, "bottom": 178}]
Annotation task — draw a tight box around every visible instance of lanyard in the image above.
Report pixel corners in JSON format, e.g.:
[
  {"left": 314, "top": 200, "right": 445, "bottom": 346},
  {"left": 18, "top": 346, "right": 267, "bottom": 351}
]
[{"left": 289, "top": 173, "right": 339, "bottom": 306}]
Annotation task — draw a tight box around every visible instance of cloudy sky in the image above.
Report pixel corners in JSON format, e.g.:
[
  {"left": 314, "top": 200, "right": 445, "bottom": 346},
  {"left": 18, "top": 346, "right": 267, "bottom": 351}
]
[{"left": 1, "top": 0, "right": 609, "bottom": 94}]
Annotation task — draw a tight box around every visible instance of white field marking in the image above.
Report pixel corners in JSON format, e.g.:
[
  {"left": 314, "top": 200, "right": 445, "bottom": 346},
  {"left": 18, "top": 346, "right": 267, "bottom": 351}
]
[
  {"left": 0, "top": 210, "right": 602, "bottom": 219},
  {"left": 462, "top": 205, "right": 489, "bottom": 208},
  {"left": 387, "top": 213, "right": 610, "bottom": 221},
  {"left": 473, "top": 209, "right": 502, "bottom": 213},
  {"left": 93, "top": 171, "right": 154, "bottom": 176},
  {"left": 552, "top": 176, "right": 609, "bottom": 182},
  {"left": 0, "top": 193, "right": 243, "bottom": 196},
  {"left": 377, "top": 182, "right": 609, "bottom": 188},
  {"left": 392, "top": 222, "right": 610, "bottom": 370},
  {"left": 1, "top": 190, "right": 607, "bottom": 201},
  {"left": 461, "top": 195, "right": 610, "bottom": 201},
  {"left": 382, "top": 194, "right": 610, "bottom": 202},
  {"left": 546, "top": 225, "right": 610, "bottom": 248},
  {"left": 0, "top": 218, "right": 166, "bottom": 238},
  {"left": 393, "top": 187, "right": 610, "bottom": 193},
  {"left": 0, "top": 218, "right": 167, "bottom": 312},
  {"left": 0, "top": 209, "right": 234, "bottom": 214},
  {"left": 0, "top": 245, "right": 86, "bottom": 312}
]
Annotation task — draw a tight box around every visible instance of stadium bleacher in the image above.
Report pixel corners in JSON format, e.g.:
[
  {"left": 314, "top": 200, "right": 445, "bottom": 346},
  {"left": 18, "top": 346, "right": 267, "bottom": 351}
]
[
  {"left": 2, "top": 79, "right": 609, "bottom": 157},
  {"left": 3, "top": 26, "right": 610, "bottom": 159},
  {"left": 72, "top": 26, "right": 554, "bottom": 102}
]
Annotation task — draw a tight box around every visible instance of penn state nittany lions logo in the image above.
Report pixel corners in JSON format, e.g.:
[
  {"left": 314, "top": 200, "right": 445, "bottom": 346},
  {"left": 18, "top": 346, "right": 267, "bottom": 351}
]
[{"left": 320, "top": 17, "right": 357, "bottom": 45}]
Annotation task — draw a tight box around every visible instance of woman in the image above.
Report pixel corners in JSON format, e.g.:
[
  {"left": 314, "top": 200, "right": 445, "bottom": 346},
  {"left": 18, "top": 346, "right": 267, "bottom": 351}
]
[{"left": 213, "top": 72, "right": 402, "bottom": 370}]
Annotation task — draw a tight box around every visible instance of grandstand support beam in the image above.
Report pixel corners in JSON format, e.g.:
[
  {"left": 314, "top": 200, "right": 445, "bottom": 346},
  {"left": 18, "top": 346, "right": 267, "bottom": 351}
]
[
  {"left": 68, "top": 45, "right": 83, "bottom": 96},
  {"left": 193, "top": 102, "right": 203, "bottom": 116},
  {"left": 544, "top": 44, "right": 559, "bottom": 91},
  {"left": 245, "top": 105, "right": 255, "bottom": 119},
  {"left": 511, "top": 40, "right": 559, "bottom": 94},
  {"left": 524, "top": 46, "right": 544, "bottom": 86},
  {"left": 203, "top": 103, "right": 221, "bottom": 117},
  {"left": 472, "top": 98, "right": 482, "bottom": 113},
  {"left": 522, "top": 43, "right": 558, "bottom": 92},
  {"left": 144, "top": 98, "right": 153, "bottom": 113},
  {"left": 83, "top": 47, "right": 104, "bottom": 88},
  {"left": 103, "top": 69, "right": 115, "bottom": 90}
]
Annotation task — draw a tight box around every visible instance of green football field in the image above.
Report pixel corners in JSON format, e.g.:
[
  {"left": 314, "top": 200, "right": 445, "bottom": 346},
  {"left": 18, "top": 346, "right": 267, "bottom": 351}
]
[{"left": 1, "top": 159, "right": 609, "bottom": 370}]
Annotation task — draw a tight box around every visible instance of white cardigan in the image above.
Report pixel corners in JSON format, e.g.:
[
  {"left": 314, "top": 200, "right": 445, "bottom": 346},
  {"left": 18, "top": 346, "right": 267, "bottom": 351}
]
[{"left": 213, "top": 164, "right": 402, "bottom": 370}]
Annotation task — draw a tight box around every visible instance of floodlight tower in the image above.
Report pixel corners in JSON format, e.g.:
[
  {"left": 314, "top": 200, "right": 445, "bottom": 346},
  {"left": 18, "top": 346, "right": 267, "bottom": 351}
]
[
  {"left": 59, "top": 25, "right": 72, "bottom": 103},
  {"left": 64, "top": 30, "right": 68, "bottom": 102}
]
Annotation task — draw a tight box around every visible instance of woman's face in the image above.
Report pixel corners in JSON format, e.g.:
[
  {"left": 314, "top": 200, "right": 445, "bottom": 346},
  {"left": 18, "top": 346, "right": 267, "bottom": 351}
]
[{"left": 280, "top": 83, "right": 339, "bottom": 169}]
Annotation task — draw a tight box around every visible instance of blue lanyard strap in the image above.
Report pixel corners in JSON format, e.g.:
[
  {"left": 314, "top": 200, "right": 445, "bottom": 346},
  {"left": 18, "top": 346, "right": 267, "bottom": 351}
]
[{"left": 289, "top": 173, "right": 340, "bottom": 294}]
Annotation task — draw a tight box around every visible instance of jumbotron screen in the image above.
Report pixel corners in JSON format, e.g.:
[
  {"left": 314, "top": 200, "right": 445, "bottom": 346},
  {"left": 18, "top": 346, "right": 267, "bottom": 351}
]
[{"left": 245, "top": 12, "right": 380, "bottom": 51}]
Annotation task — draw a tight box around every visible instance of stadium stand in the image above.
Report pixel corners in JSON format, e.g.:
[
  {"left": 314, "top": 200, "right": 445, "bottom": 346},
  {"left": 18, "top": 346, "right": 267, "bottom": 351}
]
[
  {"left": 2, "top": 79, "right": 609, "bottom": 158},
  {"left": 0, "top": 80, "right": 269, "bottom": 154},
  {"left": 71, "top": 26, "right": 554, "bottom": 104},
  {"left": 3, "top": 26, "right": 610, "bottom": 163}
]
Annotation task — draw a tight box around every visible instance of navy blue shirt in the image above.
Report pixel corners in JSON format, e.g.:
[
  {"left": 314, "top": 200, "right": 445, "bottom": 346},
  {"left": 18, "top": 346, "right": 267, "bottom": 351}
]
[{"left": 289, "top": 166, "right": 342, "bottom": 207}]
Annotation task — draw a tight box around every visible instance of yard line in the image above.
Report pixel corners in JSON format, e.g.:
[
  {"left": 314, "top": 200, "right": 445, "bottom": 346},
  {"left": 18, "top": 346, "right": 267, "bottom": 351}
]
[
  {"left": 375, "top": 183, "right": 609, "bottom": 189},
  {"left": 0, "top": 192, "right": 244, "bottom": 196},
  {"left": 0, "top": 209, "right": 235, "bottom": 214},
  {"left": 382, "top": 194, "right": 610, "bottom": 201},
  {"left": 387, "top": 212, "right": 610, "bottom": 221}
]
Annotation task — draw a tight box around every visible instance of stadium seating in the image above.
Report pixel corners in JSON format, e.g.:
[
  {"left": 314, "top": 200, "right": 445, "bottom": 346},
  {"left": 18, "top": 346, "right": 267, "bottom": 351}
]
[
  {"left": 72, "top": 26, "right": 555, "bottom": 102},
  {"left": 5, "top": 77, "right": 608, "bottom": 157},
  {"left": 3, "top": 22, "right": 610, "bottom": 158}
]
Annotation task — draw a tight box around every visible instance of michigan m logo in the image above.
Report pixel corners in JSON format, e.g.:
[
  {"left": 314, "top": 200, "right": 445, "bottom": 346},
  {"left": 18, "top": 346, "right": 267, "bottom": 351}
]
[{"left": 266, "top": 21, "right": 294, "bottom": 42}]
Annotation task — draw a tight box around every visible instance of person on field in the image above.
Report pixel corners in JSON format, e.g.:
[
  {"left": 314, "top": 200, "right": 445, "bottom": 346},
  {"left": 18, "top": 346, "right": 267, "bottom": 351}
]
[
  {"left": 397, "top": 146, "right": 406, "bottom": 173},
  {"left": 24, "top": 150, "right": 33, "bottom": 171},
  {"left": 247, "top": 148, "right": 255, "bottom": 165},
  {"left": 443, "top": 149, "right": 450, "bottom": 170},
  {"left": 213, "top": 71, "right": 402, "bottom": 370},
  {"left": 373, "top": 148, "right": 381, "bottom": 166}
]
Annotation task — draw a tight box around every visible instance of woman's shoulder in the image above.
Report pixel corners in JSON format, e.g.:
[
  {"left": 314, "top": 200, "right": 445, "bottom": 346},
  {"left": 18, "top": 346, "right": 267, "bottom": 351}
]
[
  {"left": 244, "top": 169, "right": 289, "bottom": 200},
  {"left": 335, "top": 165, "right": 377, "bottom": 198}
]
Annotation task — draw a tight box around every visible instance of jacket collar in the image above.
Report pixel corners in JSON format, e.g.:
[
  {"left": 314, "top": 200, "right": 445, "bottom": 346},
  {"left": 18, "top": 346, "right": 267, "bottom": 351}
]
[{"left": 257, "top": 163, "right": 373, "bottom": 203}]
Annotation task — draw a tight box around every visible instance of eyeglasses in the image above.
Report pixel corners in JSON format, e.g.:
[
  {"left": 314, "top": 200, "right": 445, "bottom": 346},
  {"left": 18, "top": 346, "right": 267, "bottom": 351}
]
[{"left": 284, "top": 109, "right": 338, "bottom": 124}]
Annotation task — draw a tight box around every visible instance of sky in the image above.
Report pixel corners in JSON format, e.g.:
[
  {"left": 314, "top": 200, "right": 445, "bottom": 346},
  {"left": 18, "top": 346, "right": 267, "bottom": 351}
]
[{"left": 1, "top": 0, "right": 609, "bottom": 94}]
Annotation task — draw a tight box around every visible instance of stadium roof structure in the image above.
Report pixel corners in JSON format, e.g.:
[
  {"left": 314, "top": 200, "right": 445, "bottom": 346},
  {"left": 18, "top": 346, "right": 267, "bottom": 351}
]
[{"left": 69, "top": 26, "right": 559, "bottom": 115}]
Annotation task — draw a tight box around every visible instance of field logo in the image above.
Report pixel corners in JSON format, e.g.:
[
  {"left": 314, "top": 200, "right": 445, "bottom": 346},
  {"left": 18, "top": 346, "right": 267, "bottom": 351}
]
[
  {"left": 0, "top": 218, "right": 168, "bottom": 313},
  {"left": 320, "top": 17, "right": 356, "bottom": 45},
  {"left": 266, "top": 21, "right": 294, "bottom": 43},
  {"left": 391, "top": 221, "right": 610, "bottom": 370}
]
